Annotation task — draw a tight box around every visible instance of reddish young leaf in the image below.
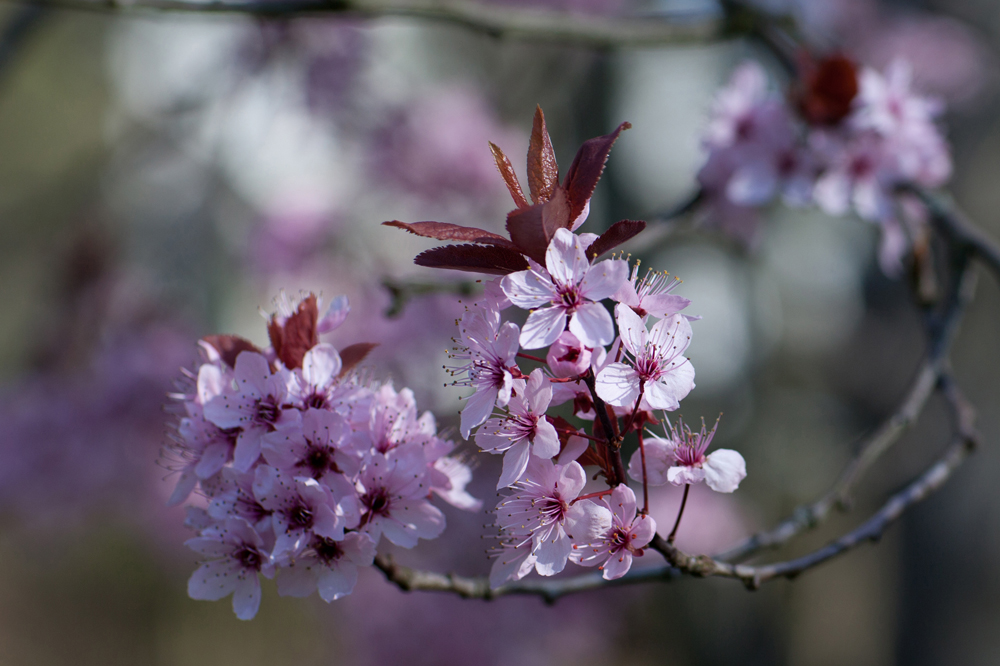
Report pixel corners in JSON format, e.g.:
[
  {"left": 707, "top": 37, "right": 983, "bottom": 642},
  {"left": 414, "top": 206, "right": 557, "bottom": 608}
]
[
  {"left": 383, "top": 220, "right": 518, "bottom": 249},
  {"left": 201, "top": 335, "right": 262, "bottom": 369},
  {"left": 268, "top": 294, "right": 319, "bottom": 370},
  {"left": 414, "top": 244, "right": 530, "bottom": 275},
  {"left": 527, "top": 106, "right": 559, "bottom": 204},
  {"left": 562, "top": 121, "right": 632, "bottom": 223},
  {"left": 586, "top": 219, "right": 647, "bottom": 259},
  {"left": 797, "top": 53, "right": 859, "bottom": 126},
  {"left": 337, "top": 342, "right": 379, "bottom": 378},
  {"left": 488, "top": 142, "right": 529, "bottom": 209},
  {"left": 506, "top": 189, "right": 571, "bottom": 265}
]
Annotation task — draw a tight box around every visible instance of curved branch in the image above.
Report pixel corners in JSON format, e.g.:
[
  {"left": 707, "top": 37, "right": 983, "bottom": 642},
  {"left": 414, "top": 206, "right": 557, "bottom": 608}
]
[
  {"left": 715, "top": 253, "right": 977, "bottom": 563},
  {"left": 373, "top": 552, "right": 680, "bottom": 603},
  {"left": 0, "top": 0, "right": 737, "bottom": 48},
  {"left": 902, "top": 185, "right": 1000, "bottom": 284}
]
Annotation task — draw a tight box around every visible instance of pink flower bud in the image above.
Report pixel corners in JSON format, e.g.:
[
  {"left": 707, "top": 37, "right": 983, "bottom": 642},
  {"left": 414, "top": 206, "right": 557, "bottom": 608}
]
[{"left": 546, "top": 332, "right": 591, "bottom": 378}]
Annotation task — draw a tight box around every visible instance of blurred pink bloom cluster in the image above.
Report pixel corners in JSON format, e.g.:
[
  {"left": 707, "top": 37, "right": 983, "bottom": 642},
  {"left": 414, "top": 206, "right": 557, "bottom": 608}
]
[
  {"left": 698, "top": 57, "right": 951, "bottom": 273},
  {"left": 166, "top": 293, "right": 480, "bottom": 619}
]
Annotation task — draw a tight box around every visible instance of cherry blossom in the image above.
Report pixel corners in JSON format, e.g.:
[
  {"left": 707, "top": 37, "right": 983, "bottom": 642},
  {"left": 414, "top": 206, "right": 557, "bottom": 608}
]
[
  {"left": 449, "top": 305, "right": 520, "bottom": 438},
  {"left": 545, "top": 331, "right": 592, "bottom": 378},
  {"left": 490, "top": 458, "right": 588, "bottom": 586},
  {"left": 501, "top": 228, "right": 628, "bottom": 349},
  {"left": 356, "top": 446, "right": 446, "bottom": 548},
  {"left": 631, "top": 417, "right": 746, "bottom": 493},
  {"left": 276, "top": 531, "right": 376, "bottom": 602},
  {"left": 476, "top": 369, "right": 560, "bottom": 488},
  {"left": 571, "top": 485, "right": 656, "bottom": 580},
  {"left": 186, "top": 517, "right": 276, "bottom": 620},
  {"left": 612, "top": 264, "right": 692, "bottom": 320},
  {"left": 262, "top": 408, "right": 364, "bottom": 480},
  {"left": 595, "top": 305, "right": 695, "bottom": 411},
  {"left": 203, "top": 351, "right": 300, "bottom": 472}
]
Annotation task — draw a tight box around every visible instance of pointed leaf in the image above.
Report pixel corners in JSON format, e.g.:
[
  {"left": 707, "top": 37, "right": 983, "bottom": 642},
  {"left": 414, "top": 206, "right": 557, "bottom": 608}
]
[
  {"left": 337, "top": 342, "right": 379, "bottom": 378},
  {"left": 201, "top": 335, "right": 262, "bottom": 369},
  {"left": 562, "top": 121, "right": 631, "bottom": 223},
  {"left": 527, "top": 106, "right": 559, "bottom": 204},
  {"left": 586, "top": 219, "right": 647, "bottom": 259},
  {"left": 414, "top": 244, "right": 530, "bottom": 276},
  {"left": 268, "top": 294, "right": 318, "bottom": 370},
  {"left": 383, "top": 220, "right": 517, "bottom": 249},
  {"left": 506, "top": 189, "right": 571, "bottom": 265},
  {"left": 488, "top": 142, "right": 529, "bottom": 209}
]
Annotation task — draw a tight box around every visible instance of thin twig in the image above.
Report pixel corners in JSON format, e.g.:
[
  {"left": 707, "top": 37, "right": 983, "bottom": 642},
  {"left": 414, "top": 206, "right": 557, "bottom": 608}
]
[
  {"left": 373, "top": 552, "right": 681, "bottom": 603},
  {"left": 715, "top": 256, "right": 977, "bottom": 563},
  {"left": 902, "top": 185, "right": 1000, "bottom": 284}
]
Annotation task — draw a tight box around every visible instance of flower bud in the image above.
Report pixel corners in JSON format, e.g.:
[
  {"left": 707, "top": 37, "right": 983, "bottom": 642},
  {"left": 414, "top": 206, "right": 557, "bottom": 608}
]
[{"left": 546, "top": 331, "right": 591, "bottom": 378}]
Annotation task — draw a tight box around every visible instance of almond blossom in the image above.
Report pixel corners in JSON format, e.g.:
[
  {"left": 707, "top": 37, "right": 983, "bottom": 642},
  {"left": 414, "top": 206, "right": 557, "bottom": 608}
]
[
  {"left": 595, "top": 305, "right": 695, "bottom": 412},
  {"left": 475, "top": 369, "right": 560, "bottom": 488},
  {"left": 501, "top": 228, "right": 628, "bottom": 349},
  {"left": 571, "top": 485, "right": 656, "bottom": 580}
]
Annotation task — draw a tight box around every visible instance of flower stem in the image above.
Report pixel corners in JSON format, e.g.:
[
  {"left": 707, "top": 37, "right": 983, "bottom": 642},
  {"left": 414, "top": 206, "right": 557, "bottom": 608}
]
[
  {"left": 582, "top": 369, "right": 626, "bottom": 485},
  {"left": 572, "top": 489, "right": 614, "bottom": 504},
  {"left": 516, "top": 352, "right": 546, "bottom": 363},
  {"left": 667, "top": 484, "right": 690, "bottom": 544},
  {"left": 638, "top": 428, "right": 649, "bottom": 514}
]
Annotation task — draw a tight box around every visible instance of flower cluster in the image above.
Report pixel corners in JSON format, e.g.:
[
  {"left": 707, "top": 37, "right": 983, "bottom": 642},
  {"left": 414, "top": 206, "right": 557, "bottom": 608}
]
[
  {"left": 166, "top": 294, "right": 479, "bottom": 619},
  {"left": 699, "top": 57, "right": 951, "bottom": 273},
  {"left": 390, "top": 108, "right": 747, "bottom": 586}
]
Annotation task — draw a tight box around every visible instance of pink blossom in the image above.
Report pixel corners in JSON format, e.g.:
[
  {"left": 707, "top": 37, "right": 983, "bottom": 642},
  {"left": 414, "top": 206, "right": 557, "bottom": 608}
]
[
  {"left": 186, "top": 517, "right": 276, "bottom": 620},
  {"left": 501, "top": 228, "right": 628, "bottom": 349},
  {"left": 356, "top": 445, "right": 446, "bottom": 548},
  {"left": 276, "top": 531, "right": 376, "bottom": 602},
  {"left": 489, "top": 458, "right": 588, "bottom": 587},
  {"left": 203, "top": 351, "right": 300, "bottom": 472},
  {"left": 612, "top": 264, "right": 692, "bottom": 320},
  {"left": 203, "top": 467, "right": 273, "bottom": 534},
  {"left": 545, "top": 331, "right": 592, "bottom": 378},
  {"left": 261, "top": 408, "right": 364, "bottom": 480},
  {"left": 811, "top": 130, "right": 897, "bottom": 221},
  {"left": 449, "top": 305, "right": 520, "bottom": 439},
  {"left": 252, "top": 465, "right": 360, "bottom": 557},
  {"left": 595, "top": 305, "right": 695, "bottom": 412},
  {"left": 429, "top": 455, "right": 482, "bottom": 511},
  {"left": 571, "top": 485, "right": 656, "bottom": 580},
  {"left": 475, "top": 369, "right": 560, "bottom": 489},
  {"left": 630, "top": 417, "right": 746, "bottom": 493}
]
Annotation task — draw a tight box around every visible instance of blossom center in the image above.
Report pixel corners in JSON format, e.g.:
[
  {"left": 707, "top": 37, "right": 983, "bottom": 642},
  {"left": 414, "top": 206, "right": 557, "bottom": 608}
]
[
  {"left": 313, "top": 536, "right": 344, "bottom": 565},
  {"left": 237, "top": 546, "right": 263, "bottom": 571},
  {"left": 254, "top": 396, "right": 281, "bottom": 427}
]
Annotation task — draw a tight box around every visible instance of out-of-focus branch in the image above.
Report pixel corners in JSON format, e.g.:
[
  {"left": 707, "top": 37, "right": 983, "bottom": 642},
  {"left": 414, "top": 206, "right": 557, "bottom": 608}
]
[
  {"left": 0, "top": 4, "right": 46, "bottom": 80},
  {"left": 902, "top": 185, "right": 1000, "bottom": 285},
  {"left": 0, "top": 0, "right": 745, "bottom": 48},
  {"left": 716, "top": 258, "right": 978, "bottom": 563}
]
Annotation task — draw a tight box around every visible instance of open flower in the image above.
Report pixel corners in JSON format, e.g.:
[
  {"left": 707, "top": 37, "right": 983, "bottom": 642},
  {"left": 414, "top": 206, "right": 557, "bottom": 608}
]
[
  {"left": 450, "top": 305, "right": 520, "bottom": 439},
  {"left": 571, "top": 485, "right": 656, "bottom": 580},
  {"left": 501, "top": 228, "right": 628, "bottom": 349},
  {"left": 475, "top": 369, "right": 560, "bottom": 488},
  {"left": 630, "top": 417, "right": 746, "bottom": 493},
  {"left": 186, "top": 517, "right": 276, "bottom": 620},
  {"left": 275, "top": 531, "right": 376, "bottom": 602},
  {"left": 490, "top": 458, "right": 588, "bottom": 586},
  {"left": 596, "top": 305, "right": 695, "bottom": 411}
]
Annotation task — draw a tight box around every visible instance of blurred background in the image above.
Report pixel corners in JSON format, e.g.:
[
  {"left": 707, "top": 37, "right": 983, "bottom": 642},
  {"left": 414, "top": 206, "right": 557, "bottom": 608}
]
[{"left": 0, "top": 0, "right": 998, "bottom": 663}]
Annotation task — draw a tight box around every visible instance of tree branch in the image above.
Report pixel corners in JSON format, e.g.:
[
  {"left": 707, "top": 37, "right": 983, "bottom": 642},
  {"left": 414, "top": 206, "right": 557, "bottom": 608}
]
[
  {"left": 715, "top": 250, "right": 977, "bottom": 563},
  {"left": 0, "top": 0, "right": 740, "bottom": 47},
  {"left": 373, "top": 552, "right": 681, "bottom": 603},
  {"left": 902, "top": 185, "right": 1000, "bottom": 285}
]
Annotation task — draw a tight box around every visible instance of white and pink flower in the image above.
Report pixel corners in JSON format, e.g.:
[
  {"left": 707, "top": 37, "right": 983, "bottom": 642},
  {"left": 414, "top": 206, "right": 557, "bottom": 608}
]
[{"left": 501, "top": 228, "right": 628, "bottom": 349}]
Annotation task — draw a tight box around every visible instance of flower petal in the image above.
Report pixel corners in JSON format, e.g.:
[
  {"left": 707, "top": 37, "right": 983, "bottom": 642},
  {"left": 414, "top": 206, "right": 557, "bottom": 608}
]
[
  {"left": 579, "top": 259, "right": 628, "bottom": 302},
  {"left": 703, "top": 449, "right": 747, "bottom": 493},
  {"left": 520, "top": 306, "right": 567, "bottom": 350},
  {"left": 569, "top": 302, "right": 614, "bottom": 347},
  {"left": 497, "top": 440, "right": 532, "bottom": 489},
  {"left": 594, "top": 362, "right": 640, "bottom": 407}
]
